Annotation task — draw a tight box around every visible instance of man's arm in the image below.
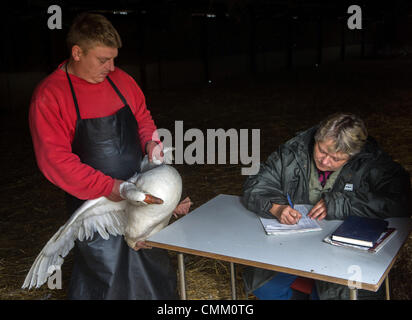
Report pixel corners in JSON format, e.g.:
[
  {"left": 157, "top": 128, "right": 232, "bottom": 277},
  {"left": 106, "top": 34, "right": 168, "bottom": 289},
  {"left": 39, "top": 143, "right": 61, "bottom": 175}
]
[{"left": 29, "top": 88, "right": 114, "bottom": 200}]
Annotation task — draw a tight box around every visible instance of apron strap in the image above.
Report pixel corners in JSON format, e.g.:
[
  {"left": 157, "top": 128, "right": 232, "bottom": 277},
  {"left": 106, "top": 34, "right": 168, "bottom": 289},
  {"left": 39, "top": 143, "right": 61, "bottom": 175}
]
[
  {"left": 107, "top": 76, "right": 128, "bottom": 106},
  {"left": 65, "top": 63, "right": 82, "bottom": 120},
  {"left": 65, "top": 67, "right": 129, "bottom": 120}
]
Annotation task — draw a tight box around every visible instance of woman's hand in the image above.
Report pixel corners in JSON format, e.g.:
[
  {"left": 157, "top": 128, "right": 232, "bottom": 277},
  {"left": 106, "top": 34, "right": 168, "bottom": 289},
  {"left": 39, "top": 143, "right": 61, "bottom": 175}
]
[
  {"left": 270, "top": 204, "right": 302, "bottom": 225},
  {"left": 307, "top": 198, "right": 327, "bottom": 220}
]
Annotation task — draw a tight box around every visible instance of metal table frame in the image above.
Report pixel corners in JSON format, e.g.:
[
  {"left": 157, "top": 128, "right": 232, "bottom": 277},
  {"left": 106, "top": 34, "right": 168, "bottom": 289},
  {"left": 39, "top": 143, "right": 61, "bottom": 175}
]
[
  {"left": 176, "top": 253, "right": 391, "bottom": 300},
  {"left": 147, "top": 194, "right": 411, "bottom": 300}
]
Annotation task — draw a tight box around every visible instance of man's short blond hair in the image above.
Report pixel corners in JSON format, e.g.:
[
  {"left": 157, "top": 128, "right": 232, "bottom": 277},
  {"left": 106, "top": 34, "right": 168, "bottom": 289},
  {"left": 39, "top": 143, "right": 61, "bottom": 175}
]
[
  {"left": 315, "top": 113, "right": 368, "bottom": 157},
  {"left": 66, "top": 13, "right": 122, "bottom": 53}
]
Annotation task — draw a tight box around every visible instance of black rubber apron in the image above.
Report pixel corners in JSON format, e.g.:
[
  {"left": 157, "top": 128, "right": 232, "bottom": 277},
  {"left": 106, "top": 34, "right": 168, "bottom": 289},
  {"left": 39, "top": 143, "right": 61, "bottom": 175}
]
[{"left": 65, "top": 67, "right": 178, "bottom": 300}]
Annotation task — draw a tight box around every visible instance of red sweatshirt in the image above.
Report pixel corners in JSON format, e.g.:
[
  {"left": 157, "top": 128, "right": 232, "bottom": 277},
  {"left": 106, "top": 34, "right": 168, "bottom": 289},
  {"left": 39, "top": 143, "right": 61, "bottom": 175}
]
[{"left": 29, "top": 61, "right": 160, "bottom": 200}]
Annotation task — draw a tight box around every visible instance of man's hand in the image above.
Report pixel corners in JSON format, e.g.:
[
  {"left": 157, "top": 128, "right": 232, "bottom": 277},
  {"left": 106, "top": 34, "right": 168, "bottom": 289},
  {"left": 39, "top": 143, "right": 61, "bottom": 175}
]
[
  {"left": 270, "top": 204, "right": 302, "bottom": 225},
  {"left": 106, "top": 179, "right": 125, "bottom": 202},
  {"left": 173, "top": 197, "right": 192, "bottom": 218},
  {"left": 307, "top": 198, "right": 327, "bottom": 220},
  {"left": 146, "top": 141, "right": 164, "bottom": 163},
  {"left": 119, "top": 181, "right": 163, "bottom": 204}
]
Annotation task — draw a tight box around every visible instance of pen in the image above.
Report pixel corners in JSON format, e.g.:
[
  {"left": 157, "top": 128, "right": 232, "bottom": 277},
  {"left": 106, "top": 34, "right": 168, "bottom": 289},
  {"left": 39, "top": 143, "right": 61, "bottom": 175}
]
[
  {"left": 287, "top": 193, "right": 300, "bottom": 224},
  {"left": 287, "top": 193, "right": 294, "bottom": 209}
]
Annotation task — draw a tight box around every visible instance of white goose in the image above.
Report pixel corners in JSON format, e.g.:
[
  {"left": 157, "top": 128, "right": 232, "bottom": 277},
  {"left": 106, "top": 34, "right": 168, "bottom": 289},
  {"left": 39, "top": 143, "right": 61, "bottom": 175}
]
[{"left": 22, "top": 148, "right": 185, "bottom": 289}]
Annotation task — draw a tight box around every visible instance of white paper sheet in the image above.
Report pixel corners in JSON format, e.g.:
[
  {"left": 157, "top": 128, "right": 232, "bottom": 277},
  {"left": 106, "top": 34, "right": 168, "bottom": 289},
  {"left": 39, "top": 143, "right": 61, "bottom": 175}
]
[{"left": 259, "top": 204, "right": 322, "bottom": 234}]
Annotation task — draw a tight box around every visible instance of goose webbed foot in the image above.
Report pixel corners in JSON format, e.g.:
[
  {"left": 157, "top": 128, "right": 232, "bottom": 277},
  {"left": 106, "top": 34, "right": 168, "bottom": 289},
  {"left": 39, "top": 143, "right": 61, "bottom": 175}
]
[
  {"left": 133, "top": 241, "right": 152, "bottom": 251},
  {"left": 173, "top": 196, "right": 193, "bottom": 217}
]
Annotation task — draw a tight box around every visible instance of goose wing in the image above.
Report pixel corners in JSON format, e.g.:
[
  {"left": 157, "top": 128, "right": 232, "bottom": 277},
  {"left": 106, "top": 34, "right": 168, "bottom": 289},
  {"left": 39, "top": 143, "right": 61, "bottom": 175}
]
[{"left": 22, "top": 197, "right": 128, "bottom": 289}]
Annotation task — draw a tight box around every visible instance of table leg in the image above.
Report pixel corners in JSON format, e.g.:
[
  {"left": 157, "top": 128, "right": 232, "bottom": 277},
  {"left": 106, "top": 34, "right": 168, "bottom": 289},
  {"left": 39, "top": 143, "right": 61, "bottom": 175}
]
[
  {"left": 349, "top": 288, "right": 357, "bottom": 300},
  {"left": 177, "top": 253, "right": 187, "bottom": 300},
  {"left": 230, "top": 262, "right": 237, "bottom": 300},
  {"left": 385, "top": 276, "right": 390, "bottom": 300}
]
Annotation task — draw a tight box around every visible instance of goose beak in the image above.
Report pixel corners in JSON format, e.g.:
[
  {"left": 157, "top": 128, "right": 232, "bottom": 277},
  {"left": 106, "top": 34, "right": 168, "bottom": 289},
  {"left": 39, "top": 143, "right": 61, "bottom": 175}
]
[{"left": 144, "top": 194, "right": 164, "bottom": 204}]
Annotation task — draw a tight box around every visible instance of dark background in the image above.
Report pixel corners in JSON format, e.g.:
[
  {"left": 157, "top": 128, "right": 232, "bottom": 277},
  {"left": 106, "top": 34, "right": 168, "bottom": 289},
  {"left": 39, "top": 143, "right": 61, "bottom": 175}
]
[
  {"left": 2, "top": 0, "right": 412, "bottom": 101},
  {"left": 0, "top": 0, "right": 411, "bottom": 300}
]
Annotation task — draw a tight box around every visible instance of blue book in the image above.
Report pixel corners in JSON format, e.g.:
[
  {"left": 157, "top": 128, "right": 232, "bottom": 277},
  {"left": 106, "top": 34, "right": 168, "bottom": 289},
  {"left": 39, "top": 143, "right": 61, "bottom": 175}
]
[{"left": 331, "top": 216, "right": 389, "bottom": 248}]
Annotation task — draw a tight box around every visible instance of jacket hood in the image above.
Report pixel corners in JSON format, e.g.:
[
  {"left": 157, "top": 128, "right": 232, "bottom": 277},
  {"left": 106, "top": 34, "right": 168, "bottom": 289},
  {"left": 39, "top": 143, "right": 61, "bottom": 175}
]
[{"left": 284, "top": 126, "right": 317, "bottom": 157}]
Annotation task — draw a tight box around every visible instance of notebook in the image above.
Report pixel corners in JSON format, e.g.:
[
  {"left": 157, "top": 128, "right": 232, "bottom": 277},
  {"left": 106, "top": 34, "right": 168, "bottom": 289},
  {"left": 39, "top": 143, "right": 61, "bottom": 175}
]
[
  {"left": 324, "top": 227, "right": 397, "bottom": 253},
  {"left": 331, "top": 216, "right": 389, "bottom": 247}
]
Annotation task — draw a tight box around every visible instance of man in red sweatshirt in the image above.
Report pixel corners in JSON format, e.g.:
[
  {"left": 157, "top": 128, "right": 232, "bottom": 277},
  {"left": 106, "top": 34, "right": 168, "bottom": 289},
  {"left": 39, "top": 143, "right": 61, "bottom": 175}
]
[{"left": 29, "top": 13, "right": 179, "bottom": 299}]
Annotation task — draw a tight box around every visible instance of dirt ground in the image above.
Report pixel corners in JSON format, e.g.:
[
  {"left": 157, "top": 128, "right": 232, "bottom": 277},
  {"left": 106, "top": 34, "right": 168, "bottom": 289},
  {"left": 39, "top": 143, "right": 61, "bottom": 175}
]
[{"left": 0, "top": 58, "right": 411, "bottom": 300}]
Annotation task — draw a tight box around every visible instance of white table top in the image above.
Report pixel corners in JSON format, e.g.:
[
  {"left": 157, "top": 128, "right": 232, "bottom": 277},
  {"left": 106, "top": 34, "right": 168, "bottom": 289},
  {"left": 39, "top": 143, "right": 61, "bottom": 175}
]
[{"left": 147, "top": 194, "right": 412, "bottom": 291}]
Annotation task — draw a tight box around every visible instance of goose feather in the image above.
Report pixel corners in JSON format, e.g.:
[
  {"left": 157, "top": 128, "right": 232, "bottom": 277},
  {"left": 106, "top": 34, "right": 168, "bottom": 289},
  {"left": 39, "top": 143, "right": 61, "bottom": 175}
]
[{"left": 22, "top": 148, "right": 181, "bottom": 289}]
